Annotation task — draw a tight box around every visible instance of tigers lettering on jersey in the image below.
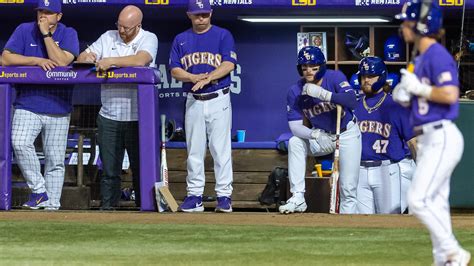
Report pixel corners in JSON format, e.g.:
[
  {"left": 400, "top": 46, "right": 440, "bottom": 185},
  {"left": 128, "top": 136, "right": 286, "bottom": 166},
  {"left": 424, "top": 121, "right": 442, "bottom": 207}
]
[
  {"left": 358, "top": 120, "right": 392, "bottom": 138},
  {"left": 302, "top": 102, "right": 336, "bottom": 118},
  {"left": 180, "top": 52, "right": 222, "bottom": 71}
]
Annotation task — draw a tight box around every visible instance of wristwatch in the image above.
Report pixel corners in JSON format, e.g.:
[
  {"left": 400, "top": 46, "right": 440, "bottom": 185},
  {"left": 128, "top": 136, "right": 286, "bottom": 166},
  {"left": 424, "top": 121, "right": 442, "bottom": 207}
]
[{"left": 42, "top": 32, "right": 52, "bottom": 38}]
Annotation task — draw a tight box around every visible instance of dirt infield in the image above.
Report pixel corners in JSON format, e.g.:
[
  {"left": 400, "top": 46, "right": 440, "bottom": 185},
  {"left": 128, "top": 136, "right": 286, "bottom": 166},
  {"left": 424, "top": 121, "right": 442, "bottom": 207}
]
[{"left": 0, "top": 211, "right": 473, "bottom": 229}]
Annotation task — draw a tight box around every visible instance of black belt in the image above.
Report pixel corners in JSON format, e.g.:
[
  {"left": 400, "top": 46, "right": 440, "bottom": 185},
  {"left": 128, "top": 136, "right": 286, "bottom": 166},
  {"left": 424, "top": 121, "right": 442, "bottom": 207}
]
[
  {"left": 360, "top": 160, "right": 397, "bottom": 167},
  {"left": 414, "top": 123, "right": 443, "bottom": 137},
  {"left": 192, "top": 87, "right": 230, "bottom": 101}
]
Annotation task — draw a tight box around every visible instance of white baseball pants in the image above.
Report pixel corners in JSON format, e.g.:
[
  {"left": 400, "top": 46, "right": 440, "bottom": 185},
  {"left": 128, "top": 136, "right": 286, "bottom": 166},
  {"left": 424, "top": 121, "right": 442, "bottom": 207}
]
[
  {"left": 357, "top": 161, "right": 401, "bottom": 214},
  {"left": 407, "top": 121, "right": 463, "bottom": 264},
  {"left": 185, "top": 91, "right": 233, "bottom": 197},
  {"left": 11, "top": 109, "right": 70, "bottom": 209},
  {"left": 398, "top": 157, "right": 416, "bottom": 213},
  {"left": 287, "top": 121, "right": 361, "bottom": 214}
]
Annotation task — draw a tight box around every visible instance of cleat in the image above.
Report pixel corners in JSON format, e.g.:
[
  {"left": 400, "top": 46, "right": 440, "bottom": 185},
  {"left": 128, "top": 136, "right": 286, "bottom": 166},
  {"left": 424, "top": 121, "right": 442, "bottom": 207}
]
[
  {"left": 445, "top": 248, "right": 471, "bottom": 266},
  {"left": 279, "top": 195, "right": 307, "bottom": 214}
]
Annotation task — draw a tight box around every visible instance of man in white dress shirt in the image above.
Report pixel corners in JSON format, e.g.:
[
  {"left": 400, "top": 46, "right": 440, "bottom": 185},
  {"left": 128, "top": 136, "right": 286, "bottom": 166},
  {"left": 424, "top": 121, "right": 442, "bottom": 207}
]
[{"left": 77, "top": 5, "right": 158, "bottom": 210}]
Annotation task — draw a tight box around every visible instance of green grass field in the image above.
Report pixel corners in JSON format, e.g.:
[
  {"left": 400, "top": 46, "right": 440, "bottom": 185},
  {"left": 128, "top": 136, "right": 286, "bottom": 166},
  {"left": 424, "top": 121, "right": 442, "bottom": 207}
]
[{"left": 0, "top": 219, "right": 472, "bottom": 265}]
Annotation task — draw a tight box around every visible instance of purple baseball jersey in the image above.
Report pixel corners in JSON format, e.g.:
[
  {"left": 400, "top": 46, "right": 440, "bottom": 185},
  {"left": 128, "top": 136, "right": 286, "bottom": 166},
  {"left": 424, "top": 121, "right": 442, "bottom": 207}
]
[
  {"left": 169, "top": 25, "right": 237, "bottom": 93},
  {"left": 355, "top": 92, "right": 413, "bottom": 161},
  {"left": 3, "top": 22, "right": 79, "bottom": 115},
  {"left": 287, "top": 69, "right": 356, "bottom": 133},
  {"left": 411, "top": 43, "right": 459, "bottom": 126}
]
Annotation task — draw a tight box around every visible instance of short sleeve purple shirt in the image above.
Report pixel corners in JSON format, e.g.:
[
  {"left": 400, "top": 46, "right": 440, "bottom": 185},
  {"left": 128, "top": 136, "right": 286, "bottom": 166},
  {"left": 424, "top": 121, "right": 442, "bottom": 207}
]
[
  {"left": 169, "top": 25, "right": 237, "bottom": 93},
  {"left": 411, "top": 43, "right": 459, "bottom": 126},
  {"left": 287, "top": 69, "right": 356, "bottom": 133},
  {"left": 354, "top": 92, "right": 413, "bottom": 161},
  {"left": 3, "top": 22, "right": 79, "bottom": 114}
]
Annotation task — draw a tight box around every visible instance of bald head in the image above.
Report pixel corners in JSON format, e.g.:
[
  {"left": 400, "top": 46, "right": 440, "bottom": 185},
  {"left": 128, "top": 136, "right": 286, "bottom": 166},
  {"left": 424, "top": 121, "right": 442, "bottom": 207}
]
[
  {"left": 118, "top": 5, "right": 143, "bottom": 26},
  {"left": 117, "top": 5, "right": 143, "bottom": 43}
]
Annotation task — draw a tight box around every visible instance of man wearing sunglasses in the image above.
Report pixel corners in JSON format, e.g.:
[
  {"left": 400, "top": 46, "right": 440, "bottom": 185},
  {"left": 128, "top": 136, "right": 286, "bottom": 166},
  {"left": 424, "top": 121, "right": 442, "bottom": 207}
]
[
  {"left": 77, "top": 5, "right": 158, "bottom": 210},
  {"left": 2, "top": 0, "right": 79, "bottom": 211}
]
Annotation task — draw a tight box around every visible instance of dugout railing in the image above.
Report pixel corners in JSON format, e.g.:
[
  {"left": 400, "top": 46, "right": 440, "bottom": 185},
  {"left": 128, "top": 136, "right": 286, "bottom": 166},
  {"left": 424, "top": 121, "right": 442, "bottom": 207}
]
[{"left": 0, "top": 66, "right": 161, "bottom": 211}]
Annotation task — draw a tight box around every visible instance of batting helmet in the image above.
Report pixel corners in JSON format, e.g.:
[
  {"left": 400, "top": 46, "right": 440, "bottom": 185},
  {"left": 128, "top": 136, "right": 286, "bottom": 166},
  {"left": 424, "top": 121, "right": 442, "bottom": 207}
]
[
  {"left": 395, "top": 0, "right": 443, "bottom": 36},
  {"left": 386, "top": 72, "right": 401, "bottom": 90},
  {"left": 297, "top": 46, "right": 327, "bottom": 80},
  {"left": 345, "top": 33, "right": 370, "bottom": 60},
  {"left": 357, "top": 56, "right": 387, "bottom": 92},
  {"left": 349, "top": 73, "right": 361, "bottom": 91},
  {"left": 384, "top": 35, "right": 405, "bottom": 62}
]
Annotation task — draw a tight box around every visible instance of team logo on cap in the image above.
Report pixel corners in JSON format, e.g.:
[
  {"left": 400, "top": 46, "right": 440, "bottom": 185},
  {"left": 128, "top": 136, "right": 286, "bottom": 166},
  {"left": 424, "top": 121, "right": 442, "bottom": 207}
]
[
  {"left": 363, "top": 62, "right": 369, "bottom": 71},
  {"left": 303, "top": 51, "right": 312, "bottom": 61},
  {"left": 44, "top": 0, "right": 50, "bottom": 6},
  {"left": 196, "top": 0, "right": 203, "bottom": 8}
]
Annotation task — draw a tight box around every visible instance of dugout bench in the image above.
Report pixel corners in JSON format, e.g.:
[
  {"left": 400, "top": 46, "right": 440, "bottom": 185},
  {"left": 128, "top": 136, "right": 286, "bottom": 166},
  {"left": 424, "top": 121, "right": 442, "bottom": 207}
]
[{"left": 165, "top": 141, "right": 331, "bottom": 212}]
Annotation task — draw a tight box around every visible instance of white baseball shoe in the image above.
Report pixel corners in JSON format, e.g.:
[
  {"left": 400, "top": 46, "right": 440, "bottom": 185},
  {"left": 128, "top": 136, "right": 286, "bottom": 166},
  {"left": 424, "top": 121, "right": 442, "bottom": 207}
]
[
  {"left": 445, "top": 248, "right": 471, "bottom": 266},
  {"left": 279, "top": 195, "right": 307, "bottom": 214}
]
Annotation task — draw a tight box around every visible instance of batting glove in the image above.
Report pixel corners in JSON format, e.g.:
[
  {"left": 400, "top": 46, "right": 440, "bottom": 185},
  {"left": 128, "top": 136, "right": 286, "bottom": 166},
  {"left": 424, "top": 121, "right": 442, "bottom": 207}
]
[
  {"left": 302, "top": 83, "right": 332, "bottom": 102},
  {"left": 311, "top": 129, "right": 334, "bottom": 152},
  {"left": 392, "top": 83, "right": 412, "bottom": 107},
  {"left": 400, "top": 69, "right": 432, "bottom": 98}
]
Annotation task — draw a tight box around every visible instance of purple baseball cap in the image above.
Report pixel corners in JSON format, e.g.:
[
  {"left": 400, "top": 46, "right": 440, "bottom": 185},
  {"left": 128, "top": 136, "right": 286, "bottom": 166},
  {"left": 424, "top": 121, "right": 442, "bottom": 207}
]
[
  {"left": 36, "top": 0, "right": 62, "bottom": 13},
  {"left": 187, "top": 0, "right": 212, "bottom": 14}
]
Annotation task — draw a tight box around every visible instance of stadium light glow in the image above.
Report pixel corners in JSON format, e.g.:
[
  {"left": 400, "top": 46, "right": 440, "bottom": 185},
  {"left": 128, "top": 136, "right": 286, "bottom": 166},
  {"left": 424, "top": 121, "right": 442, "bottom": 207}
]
[{"left": 238, "top": 17, "right": 390, "bottom": 23}]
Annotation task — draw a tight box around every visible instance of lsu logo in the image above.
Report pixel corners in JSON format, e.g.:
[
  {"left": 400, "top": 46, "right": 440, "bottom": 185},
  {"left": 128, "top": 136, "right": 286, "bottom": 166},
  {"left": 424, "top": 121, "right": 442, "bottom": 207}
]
[
  {"left": 0, "top": 0, "right": 25, "bottom": 3},
  {"left": 292, "top": 0, "right": 316, "bottom": 6},
  {"left": 196, "top": 0, "right": 203, "bottom": 8},
  {"left": 439, "top": 0, "right": 463, "bottom": 6},
  {"left": 145, "top": 0, "right": 169, "bottom": 5},
  {"left": 363, "top": 62, "right": 369, "bottom": 71}
]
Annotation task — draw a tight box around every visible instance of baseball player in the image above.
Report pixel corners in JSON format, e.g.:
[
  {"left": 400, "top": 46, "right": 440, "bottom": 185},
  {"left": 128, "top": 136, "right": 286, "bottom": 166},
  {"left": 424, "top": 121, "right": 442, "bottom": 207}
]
[
  {"left": 394, "top": 0, "right": 471, "bottom": 264},
  {"left": 77, "top": 5, "right": 158, "bottom": 210},
  {"left": 353, "top": 56, "right": 415, "bottom": 214},
  {"left": 2, "top": 0, "right": 79, "bottom": 210},
  {"left": 280, "top": 46, "right": 361, "bottom": 214},
  {"left": 169, "top": 0, "right": 237, "bottom": 212}
]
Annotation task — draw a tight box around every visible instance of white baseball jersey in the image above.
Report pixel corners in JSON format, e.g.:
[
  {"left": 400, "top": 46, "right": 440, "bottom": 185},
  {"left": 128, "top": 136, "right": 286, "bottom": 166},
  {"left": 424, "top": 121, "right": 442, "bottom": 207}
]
[{"left": 87, "top": 29, "right": 158, "bottom": 121}]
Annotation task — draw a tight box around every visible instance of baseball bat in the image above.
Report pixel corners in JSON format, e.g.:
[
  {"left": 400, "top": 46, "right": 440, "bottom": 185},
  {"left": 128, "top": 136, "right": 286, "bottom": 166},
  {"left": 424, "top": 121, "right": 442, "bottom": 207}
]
[
  {"left": 155, "top": 114, "right": 178, "bottom": 212},
  {"left": 161, "top": 114, "right": 168, "bottom": 187},
  {"left": 329, "top": 105, "right": 342, "bottom": 214}
]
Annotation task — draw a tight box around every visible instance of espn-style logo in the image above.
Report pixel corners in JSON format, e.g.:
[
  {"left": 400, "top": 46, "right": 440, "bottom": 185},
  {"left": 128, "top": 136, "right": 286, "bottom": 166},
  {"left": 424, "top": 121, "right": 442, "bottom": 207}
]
[
  {"left": 292, "top": 0, "right": 316, "bottom": 6},
  {"left": 439, "top": 0, "right": 463, "bottom": 6},
  {"left": 145, "top": 0, "right": 169, "bottom": 5}
]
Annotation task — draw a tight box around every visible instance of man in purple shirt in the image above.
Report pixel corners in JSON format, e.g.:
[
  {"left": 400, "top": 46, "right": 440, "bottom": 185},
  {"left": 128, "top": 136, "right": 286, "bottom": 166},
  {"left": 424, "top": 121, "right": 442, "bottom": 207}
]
[
  {"left": 280, "top": 46, "right": 361, "bottom": 214},
  {"left": 393, "top": 1, "right": 471, "bottom": 264},
  {"left": 2, "top": 0, "right": 79, "bottom": 210},
  {"left": 354, "top": 56, "right": 415, "bottom": 214},
  {"left": 169, "top": 0, "right": 237, "bottom": 213}
]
